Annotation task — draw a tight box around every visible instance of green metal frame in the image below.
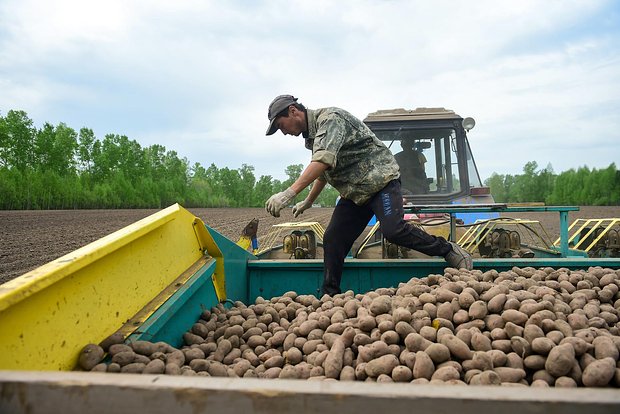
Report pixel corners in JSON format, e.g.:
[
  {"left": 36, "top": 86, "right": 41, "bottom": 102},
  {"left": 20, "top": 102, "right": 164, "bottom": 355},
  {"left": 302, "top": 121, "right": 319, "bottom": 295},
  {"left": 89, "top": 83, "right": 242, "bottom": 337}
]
[
  {"left": 129, "top": 225, "right": 256, "bottom": 347},
  {"left": 128, "top": 259, "right": 219, "bottom": 347},
  {"left": 245, "top": 257, "right": 619, "bottom": 301},
  {"left": 405, "top": 204, "right": 579, "bottom": 257}
]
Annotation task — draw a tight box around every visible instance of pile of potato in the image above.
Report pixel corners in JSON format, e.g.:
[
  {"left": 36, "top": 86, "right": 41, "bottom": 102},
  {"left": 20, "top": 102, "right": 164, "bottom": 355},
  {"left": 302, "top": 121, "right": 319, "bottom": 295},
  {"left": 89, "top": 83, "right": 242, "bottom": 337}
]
[{"left": 79, "top": 266, "right": 620, "bottom": 387}]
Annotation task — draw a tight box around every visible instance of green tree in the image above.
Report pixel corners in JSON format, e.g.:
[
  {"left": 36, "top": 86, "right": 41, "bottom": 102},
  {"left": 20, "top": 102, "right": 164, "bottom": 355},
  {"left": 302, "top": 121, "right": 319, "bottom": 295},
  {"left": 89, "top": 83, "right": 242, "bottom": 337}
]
[
  {"left": 4, "top": 110, "right": 36, "bottom": 171},
  {"left": 254, "top": 175, "right": 277, "bottom": 207},
  {"left": 78, "top": 128, "right": 96, "bottom": 174},
  {"left": 239, "top": 164, "right": 256, "bottom": 207}
]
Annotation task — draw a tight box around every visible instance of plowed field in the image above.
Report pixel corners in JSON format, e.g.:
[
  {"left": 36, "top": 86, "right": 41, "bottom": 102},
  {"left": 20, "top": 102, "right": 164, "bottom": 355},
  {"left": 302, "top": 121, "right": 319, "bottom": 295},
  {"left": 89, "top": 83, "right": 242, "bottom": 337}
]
[{"left": 1, "top": 206, "right": 619, "bottom": 284}]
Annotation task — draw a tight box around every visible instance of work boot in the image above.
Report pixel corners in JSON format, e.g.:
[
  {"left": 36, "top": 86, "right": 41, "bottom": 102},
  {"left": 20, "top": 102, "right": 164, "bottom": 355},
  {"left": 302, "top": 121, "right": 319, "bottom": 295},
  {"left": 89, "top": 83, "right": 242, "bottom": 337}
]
[{"left": 445, "top": 242, "right": 473, "bottom": 270}]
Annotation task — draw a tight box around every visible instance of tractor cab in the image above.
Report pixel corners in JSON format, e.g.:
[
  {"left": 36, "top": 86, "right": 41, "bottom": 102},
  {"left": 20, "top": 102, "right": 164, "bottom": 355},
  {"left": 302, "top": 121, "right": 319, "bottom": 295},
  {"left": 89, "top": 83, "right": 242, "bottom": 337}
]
[{"left": 364, "top": 108, "right": 491, "bottom": 205}]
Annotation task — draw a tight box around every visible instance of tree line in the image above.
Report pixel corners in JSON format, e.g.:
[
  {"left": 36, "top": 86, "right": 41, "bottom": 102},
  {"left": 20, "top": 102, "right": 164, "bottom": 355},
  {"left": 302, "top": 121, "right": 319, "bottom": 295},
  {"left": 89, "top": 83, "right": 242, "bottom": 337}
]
[
  {"left": 1, "top": 110, "right": 618, "bottom": 209},
  {"left": 485, "top": 161, "right": 620, "bottom": 205},
  {"left": 0, "top": 110, "right": 338, "bottom": 209}
]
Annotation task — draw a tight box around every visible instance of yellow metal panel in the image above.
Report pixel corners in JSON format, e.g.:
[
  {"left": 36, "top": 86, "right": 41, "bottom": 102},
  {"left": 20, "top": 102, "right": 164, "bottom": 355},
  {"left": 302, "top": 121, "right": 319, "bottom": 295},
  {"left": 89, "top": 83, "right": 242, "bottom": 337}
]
[{"left": 0, "top": 204, "right": 224, "bottom": 371}]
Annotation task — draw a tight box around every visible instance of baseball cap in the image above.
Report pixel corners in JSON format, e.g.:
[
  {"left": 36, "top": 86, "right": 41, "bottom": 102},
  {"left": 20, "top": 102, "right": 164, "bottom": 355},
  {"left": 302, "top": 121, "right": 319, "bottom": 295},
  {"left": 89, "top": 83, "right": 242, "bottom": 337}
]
[{"left": 266, "top": 94, "right": 298, "bottom": 135}]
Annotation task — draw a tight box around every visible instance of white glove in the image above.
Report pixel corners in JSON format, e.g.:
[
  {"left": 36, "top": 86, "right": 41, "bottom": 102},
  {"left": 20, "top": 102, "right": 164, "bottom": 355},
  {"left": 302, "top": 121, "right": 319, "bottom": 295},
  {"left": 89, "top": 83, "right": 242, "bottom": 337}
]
[
  {"left": 265, "top": 187, "right": 296, "bottom": 217},
  {"left": 292, "top": 198, "right": 312, "bottom": 218}
]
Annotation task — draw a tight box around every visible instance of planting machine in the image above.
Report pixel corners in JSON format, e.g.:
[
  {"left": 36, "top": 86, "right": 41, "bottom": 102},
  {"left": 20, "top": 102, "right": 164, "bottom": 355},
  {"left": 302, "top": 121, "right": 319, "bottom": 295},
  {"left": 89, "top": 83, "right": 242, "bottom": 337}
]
[{"left": 1, "top": 108, "right": 619, "bottom": 413}]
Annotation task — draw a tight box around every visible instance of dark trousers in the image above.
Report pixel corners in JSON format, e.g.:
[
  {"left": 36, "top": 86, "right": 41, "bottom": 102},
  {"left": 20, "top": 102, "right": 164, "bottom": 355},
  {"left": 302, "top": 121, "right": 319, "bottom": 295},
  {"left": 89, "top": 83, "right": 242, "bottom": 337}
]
[{"left": 322, "top": 179, "right": 452, "bottom": 295}]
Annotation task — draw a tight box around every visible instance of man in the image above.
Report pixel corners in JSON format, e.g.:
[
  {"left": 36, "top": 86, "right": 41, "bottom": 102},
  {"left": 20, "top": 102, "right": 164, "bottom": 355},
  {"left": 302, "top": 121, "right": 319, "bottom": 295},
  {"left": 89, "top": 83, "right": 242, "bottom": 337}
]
[
  {"left": 264, "top": 94, "right": 472, "bottom": 295},
  {"left": 394, "top": 140, "right": 430, "bottom": 195}
]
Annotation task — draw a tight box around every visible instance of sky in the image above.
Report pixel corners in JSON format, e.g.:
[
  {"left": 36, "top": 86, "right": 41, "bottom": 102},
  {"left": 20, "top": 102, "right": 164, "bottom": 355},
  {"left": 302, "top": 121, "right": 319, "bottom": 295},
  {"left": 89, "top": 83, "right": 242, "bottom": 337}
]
[{"left": 1, "top": 0, "right": 619, "bottom": 182}]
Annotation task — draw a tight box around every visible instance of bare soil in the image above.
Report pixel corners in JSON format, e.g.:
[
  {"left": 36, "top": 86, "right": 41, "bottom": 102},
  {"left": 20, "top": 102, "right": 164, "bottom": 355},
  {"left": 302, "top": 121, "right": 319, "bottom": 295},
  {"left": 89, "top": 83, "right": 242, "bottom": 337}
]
[
  {"left": 1, "top": 205, "right": 619, "bottom": 285},
  {"left": 0, "top": 207, "right": 334, "bottom": 284}
]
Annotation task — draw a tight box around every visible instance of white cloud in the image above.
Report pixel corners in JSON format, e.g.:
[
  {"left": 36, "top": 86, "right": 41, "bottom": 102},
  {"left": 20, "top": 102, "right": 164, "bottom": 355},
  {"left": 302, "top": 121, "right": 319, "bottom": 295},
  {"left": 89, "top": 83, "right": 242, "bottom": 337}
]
[{"left": 0, "top": 0, "right": 618, "bottom": 182}]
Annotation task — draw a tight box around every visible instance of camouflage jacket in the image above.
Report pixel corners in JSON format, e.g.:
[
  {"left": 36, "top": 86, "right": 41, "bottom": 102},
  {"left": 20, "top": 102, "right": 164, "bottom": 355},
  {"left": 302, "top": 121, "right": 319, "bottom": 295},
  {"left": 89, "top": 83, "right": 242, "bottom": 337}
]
[{"left": 305, "top": 107, "right": 400, "bottom": 205}]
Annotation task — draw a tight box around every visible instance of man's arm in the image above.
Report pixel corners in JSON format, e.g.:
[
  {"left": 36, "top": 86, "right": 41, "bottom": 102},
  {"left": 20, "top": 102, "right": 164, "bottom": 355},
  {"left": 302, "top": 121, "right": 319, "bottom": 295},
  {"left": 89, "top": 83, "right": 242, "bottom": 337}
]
[
  {"left": 290, "top": 161, "right": 329, "bottom": 194},
  {"left": 265, "top": 161, "right": 329, "bottom": 218},
  {"left": 305, "top": 178, "right": 326, "bottom": 203}
]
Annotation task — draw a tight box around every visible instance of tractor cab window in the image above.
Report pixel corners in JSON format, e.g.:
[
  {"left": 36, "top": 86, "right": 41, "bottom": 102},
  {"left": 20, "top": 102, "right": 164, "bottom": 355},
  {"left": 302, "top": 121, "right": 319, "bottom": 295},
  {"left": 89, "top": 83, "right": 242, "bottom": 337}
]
[{"left": 378, "top": 128, "right": 462, "bottom": 197}]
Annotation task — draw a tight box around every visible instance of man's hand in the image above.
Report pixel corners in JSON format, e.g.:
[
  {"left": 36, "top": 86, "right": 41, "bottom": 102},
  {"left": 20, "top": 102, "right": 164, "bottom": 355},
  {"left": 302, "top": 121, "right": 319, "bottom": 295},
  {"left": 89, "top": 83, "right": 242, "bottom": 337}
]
[
  {"left": 265, "top": 188, "right": 296, "bottom": 217},
  {"left": 292, "top": 198, "right": 312, "bottom": 218}
]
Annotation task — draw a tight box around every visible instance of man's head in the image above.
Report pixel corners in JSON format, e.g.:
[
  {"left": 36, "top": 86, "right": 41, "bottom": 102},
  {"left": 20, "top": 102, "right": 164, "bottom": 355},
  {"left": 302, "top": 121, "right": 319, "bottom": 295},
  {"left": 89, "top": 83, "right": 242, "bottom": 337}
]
[
  {"left": 400, "top": 140, "right": 414, "bottom": 151},
  {"left": 266, "top": 94, "right": 307, "bottom": 136}
]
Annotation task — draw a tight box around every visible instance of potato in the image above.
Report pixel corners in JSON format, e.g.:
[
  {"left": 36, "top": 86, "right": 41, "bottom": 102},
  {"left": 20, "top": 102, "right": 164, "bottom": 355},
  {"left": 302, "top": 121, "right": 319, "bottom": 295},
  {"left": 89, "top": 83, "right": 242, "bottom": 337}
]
[
  {"left": 365, "top": 354, "right": 399, "bottom": 378},
  {"left": 276, "top": 365, "right": 298, "bottom": 379},
  {"left": 99, "top": 333, "right": 125, "bottom": 352},
  {"left": 431, "top": 366, "right": 460, "bottom": 382},
  {"left": 405, "top": 333, "right": 432, "bottom": 352},
  {"left": 523, "top": 324, "right": 544, "bottom": 344},
  {"left": 284, "top": 347, "right": 303, "bottom": 365},
  {"left": 394, "top": 321, "right": 416, "bottom": 340},
  {"left": 324, "top": 338, "right": 345, "bottom": 379},
  {"left": 399, "top": 350, "right": 416, "bottom": 370},
  {"left": 531, "top": 379, "right": 550, "bottom": 388},
  {"left": 381, "top": 330, "right": 400, "bottom": 345},
  {"left": 524, "top": 355, "right": 546, "bottom": 370},
  {"left": 376, "top": 374, "right": 393, "bottom": 383},
  {"left": 455, "top": 329, "right": 473, "bottom": 347},
  {"left": 436, "top": 302, "right": 454, "bottom": 320},
  {"left": 77, "top": 268, "right": 620, "bottom": 387},
  {"left": 413, "top": 351, "right": 435, "bottom": 380},
  {"left": 470, "top": 332, "right": 492, "bottom": 352},
  {"left": 501, "top": 310, "right": 528, "bottom": 326},
  {"left": 90, "top": 363, "right": 107, "bottom": 372},
  {"left": 392, "top": 365, "right": 413, "bottom": 382},
  {"left": 491, "top": 339, "right": 512, "bottom": 353},
  {"left": 440, "top": 335, "right": 472, "bottom": 360},
  {"left": 121, "top": 362, "right": 145, "bottom": 373},
  {"left": 471, "top": 352, "right": 493, "bottom": 371},
  {"left": 532, "top": 369, "right": 555, "bottom": 385},
  {"left": 262, "top": 367, "right": 282, "bottom": 379},
  {"left": 487, "top": 350, "right": 507, "bottom": 367},
  {"left": 336, "top": 365, "right": 354, "bottom": 381},
  {"left": 130, "top": 340, "right": 156, "bottom": 356},
  {"left": 164, "top": 350, "right": 184, "bottom": 367},
  {"left": 487, "top": 293, "right": 507, "bottom": 314},
  {"left": 197, "top": 342, "right": 217, "bottom": 356},
  {"left": 593, "top": 336, "right": 619, "bottom": 360},
  {"left": 425, "top": 343, "right": 451, "bottom": 364},
  {"left": 493, "top": 367, "right": 526, "bottom": 383},
  {"left": 472, "top": 370, "right": 501, "bottom": 386},
  {"left": 453, "top": 310, "right": 470, "bottom": 325},
  {"left": 458, "top": 291, "right": 476, "bottom": 309},
  {"left": 464, "top": 369, "right": 481, "bottom": 384},
  {"left": 355, "top": 363, "right": 368, "bottom": 380},
  {"left": 358, "top": 316, "right": 377, "bottom": 332},
  {"left": 223, "top": 348, "right": 241, "bottom": 365},
  {"left": 369, "top": 295, "right": 391, "bottom": 316},
  {"left": 468, "top": 301, "right": 488, "bottom": 320},
  {"left": 559, "top": 337, "right": 592, "bottom": 357},
  {"left": 111, "top": 351, "right": 136, "bottom": 366},
  {"left": 545, "top": 343, "right": 575, "bottom": 377},
  {"left": 231, "top": 359, "right": 252, "bottom": 377},
  {"left": 510, "top": 337, "right": 530, "bottom": 358},
  {"left": 78, "top": 344, "right": 105, "bottom": 371},
  {"left": 531, "top": 337, "right": 555, "bottom": 355},
  {"left": 419, "top": 326, "right": 437, "bottom": 342},
  {"left": 582, "top": 357, "right": 616, "bottom": 387},
  {"left": 504, "top": 322, "right": 524, "bottom": 338},
  {"left": 184, "top": 347, "right": 205, "bottom": 363},
  {"left": 212, "top": 339, "right": 232, "bottom": 362},
  {"left": 264, "top": 355, "right": 285, "bottom": 369},
  {"left": 108, "top": 343, "right": 132, "bottom": 356},
  {"left": 133, "top": 354, "right": 150, "bottom": 365},
  {"left": 505, "top": 352, "right": 524, "bottom": 370}
]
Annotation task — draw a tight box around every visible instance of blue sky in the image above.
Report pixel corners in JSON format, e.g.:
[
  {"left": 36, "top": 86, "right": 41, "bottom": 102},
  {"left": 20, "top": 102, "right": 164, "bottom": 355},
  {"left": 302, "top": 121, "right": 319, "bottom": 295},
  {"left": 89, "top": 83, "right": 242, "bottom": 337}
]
[{"left": 1, "top": 0, "right": 619, "bottom": 182}]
